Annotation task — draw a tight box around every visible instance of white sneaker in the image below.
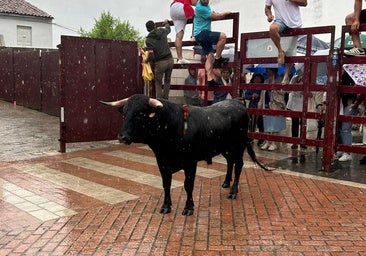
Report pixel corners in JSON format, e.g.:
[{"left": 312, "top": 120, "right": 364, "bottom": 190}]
[
  {"left": 344, "top": 47, "right": 365, "bottom": 56},
  {"left": 260, "top": 142, "right": 269, "bottom": 150},
  {"left": 177, "top": 58, "right": 190, "bottom": 64},
  {"left": 338, "top": 153, "right": 352, "bottom": 162},
  {"left": 333, "top": 151, "right": 343, "bottom": 159},
  {"left": 268, "top": 144, "right": 278, "bottom": 151}
]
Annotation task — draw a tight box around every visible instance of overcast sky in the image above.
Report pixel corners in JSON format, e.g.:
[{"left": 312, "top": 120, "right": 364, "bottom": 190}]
[{"left": 26, "top": 0, "right": 354, "bottom": 48}]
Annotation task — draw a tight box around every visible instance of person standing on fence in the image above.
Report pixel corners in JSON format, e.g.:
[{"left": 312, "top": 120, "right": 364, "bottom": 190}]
[
  {"left": 170, "top": 0, "right": 198, "bottom": 64},
  {"left": 344, "top": 0, "right": 366, "bottom": 56},
  {"left": 145, "top": 19, "right": 174, "bottom": 99},
  {"left": 193, "top": 0, "right": 231, "bottom": 86},
  {"left": 265, "top": 0, "right": 307, "bottom": 85}
]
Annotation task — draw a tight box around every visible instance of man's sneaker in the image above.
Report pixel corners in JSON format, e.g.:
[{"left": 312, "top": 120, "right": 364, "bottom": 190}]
[
  {"left": 214, "top": 57, "right": 229, "bottom": 67},
  {"left": 177, "top": 58, "right": 190, "bottom": 64},
  {"left": 268, "top": 144, "right": 278, "bottom": 151},
  {"left": 333, "top": 151, "right": 343, "bottom": 159},
  {"left": 260, "top": 142, "right": 269, "bottom": 150},
  {"left": 338, "top": 153, "right": 352, "bottom": 162},
  {"left": 344, "top": 47, "right": 365, "bottom": 56}
]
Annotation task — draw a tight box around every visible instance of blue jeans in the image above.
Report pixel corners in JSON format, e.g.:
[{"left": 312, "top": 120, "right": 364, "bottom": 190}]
[{"left": 339, "top": 105, "right": 358, "bottom": 145}]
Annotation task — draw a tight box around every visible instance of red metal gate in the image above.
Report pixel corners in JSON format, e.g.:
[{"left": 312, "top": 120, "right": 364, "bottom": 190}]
[
  {"left": 58, "top": 36, "right": 143, "bottom": 152},
  {"left": 241, "top": 25, "right": 366, "bottom": 172},
  {"left": 335, "top": 25, "right": 366, "bottom": 160}
]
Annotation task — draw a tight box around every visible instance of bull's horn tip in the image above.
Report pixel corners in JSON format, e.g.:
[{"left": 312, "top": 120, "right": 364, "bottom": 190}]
[{"left": 99, "top": 100, "right": 109, "bottom": 105}]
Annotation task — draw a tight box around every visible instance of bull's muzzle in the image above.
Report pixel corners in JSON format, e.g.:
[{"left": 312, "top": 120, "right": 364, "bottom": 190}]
[{"left": 118, "top": 134, "right": 132, "bottom": 145}]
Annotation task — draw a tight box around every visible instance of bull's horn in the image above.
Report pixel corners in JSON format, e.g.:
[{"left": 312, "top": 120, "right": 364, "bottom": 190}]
[
  {"left": 99, "top": 98, "right": 128, "bottom": 107},
  {"left": 149, "top": 98, "right": 163, "bottom": 108}
]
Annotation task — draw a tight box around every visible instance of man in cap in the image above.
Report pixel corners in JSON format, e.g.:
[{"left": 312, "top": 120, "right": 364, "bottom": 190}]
[{"left": 145, "top": 19, "right": 174, "bottom": 99}]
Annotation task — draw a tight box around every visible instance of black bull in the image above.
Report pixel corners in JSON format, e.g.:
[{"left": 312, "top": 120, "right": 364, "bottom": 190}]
[{"left": 100, "top": 94, "right": 269, "bottom": 216}]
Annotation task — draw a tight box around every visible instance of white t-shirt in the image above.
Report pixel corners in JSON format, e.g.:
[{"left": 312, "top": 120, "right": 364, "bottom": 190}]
[{"left": 265, "top": 0, "right": 302, "bottom": 28}]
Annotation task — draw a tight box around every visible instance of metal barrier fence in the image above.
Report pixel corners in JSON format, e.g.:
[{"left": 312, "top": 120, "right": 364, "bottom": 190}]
[
  {"left": 58, "top": 36, "right": 143, "bottom": 152},
  {"left": 0, "top": 48, "right": 59, "bottom": 115},
  {"left": 241, "top": 25, "right": 366, "bottom": 172},
  {"left": 335, "top": 25, "right": 366, "bottom": 159}
]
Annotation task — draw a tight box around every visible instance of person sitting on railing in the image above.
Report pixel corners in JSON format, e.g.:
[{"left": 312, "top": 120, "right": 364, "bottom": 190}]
[
  {"left": 193, "top": 0, "right": 231, "bottom": 86},
  {"left": 264, "top": 0, "right": 308, "bottom": 85},
  {"left": 344, "top": 0, "right": 366, "bottom": 56}
]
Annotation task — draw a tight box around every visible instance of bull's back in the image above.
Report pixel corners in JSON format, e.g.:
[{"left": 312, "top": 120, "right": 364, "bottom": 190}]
[{"left": 184, "top": 100, "right": 249, "bottom": 158}]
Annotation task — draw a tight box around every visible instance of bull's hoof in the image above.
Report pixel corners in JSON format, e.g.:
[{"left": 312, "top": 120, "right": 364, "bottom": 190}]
[
  {"left": 227, "top": 193, "right": 237, "bottom": 199},
  {"left": 228, "top": 185, "right": 238, "bottom": 199},
  {"left": 205, "top": 158, "right": 213, "bottom": 165},
  {"left": 222, "top": 181, "right": 230, "bottom": 188},
  {"left": 159, "top": 206, "right": 171, "bottom": 214},
  {"left": 182, "top": 208, "right": 194, "bottom": 216}
]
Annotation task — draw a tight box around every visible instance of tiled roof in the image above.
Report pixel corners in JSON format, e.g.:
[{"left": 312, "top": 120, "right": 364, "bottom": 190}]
[{"left": 0, "top": 0, "right": 53, "bottom": 19}]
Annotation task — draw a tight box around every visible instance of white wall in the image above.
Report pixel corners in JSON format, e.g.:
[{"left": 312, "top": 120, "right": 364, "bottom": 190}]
[
  {"left": 208, "top": 0, "right": 354, "bottom": 43},
  {"left": 0, "top": 15, "right": 53, "bottom": 48}
]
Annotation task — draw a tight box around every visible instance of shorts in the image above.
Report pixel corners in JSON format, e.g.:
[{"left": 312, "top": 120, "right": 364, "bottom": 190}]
[
  {"left": 273, "top": 19, "right": 290, "bottom": 33},
  {"left": 170, "top": 2, "right": 187, "bottom": 33},
  {"left": 194, "top": 30, "right": 220, "bottom": 55},
  {"left": 360, "top": 9, "right": 366, "bottom": 23}
]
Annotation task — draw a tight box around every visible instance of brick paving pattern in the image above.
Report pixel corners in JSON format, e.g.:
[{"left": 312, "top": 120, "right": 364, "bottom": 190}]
[
  {"left": 0, "top": 144, "right": 365, "bottom": 255},
  {"left": 1, "top": 100, "right": 366, "bottom": 255}
]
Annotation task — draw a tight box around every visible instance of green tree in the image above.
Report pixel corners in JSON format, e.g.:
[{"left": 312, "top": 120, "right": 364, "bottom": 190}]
[{"left": 80, "top": 11, "right": 144, "bottom": 47}]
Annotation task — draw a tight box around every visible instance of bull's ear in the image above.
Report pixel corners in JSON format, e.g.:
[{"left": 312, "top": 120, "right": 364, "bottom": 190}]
[{"left": 149, "top": 98, "right": 163, "bottom": 108}]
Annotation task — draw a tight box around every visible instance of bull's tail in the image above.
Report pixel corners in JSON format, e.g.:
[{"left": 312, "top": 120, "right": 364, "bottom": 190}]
[{"left": 246, "top": 142, "right": 272, "bottom": 171}]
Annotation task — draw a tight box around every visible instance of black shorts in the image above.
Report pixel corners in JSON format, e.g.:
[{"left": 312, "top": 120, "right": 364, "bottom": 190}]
[{"left": 360, "top": 9, "right": 366, "bottom": 23}]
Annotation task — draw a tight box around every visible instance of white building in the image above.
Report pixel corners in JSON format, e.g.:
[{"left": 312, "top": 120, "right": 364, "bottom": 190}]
[
  {"left": 0, "top": 0, "right": 53, "bottom": 48},
  {"left": 210, "top": 0, "right": 353, "bottom": 43}
]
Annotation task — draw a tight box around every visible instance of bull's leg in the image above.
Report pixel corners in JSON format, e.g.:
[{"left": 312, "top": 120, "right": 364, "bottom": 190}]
[
  {"left": 160, "top": 173, "right": 172, "bottom": 214},
  {"left": 228, "top": 157, "right": 244, "bottom": 199},
  {"left": 182, "top": 165, "right": 197, "bottom": 216},
  {"left": 222, "top": 160, "right": 234, "bottom": 188}
]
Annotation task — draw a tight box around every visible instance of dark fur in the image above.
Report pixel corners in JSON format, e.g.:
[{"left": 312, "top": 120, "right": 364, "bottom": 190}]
[{"left": 107, "top": 94, "right": 268, "bottom": 216}]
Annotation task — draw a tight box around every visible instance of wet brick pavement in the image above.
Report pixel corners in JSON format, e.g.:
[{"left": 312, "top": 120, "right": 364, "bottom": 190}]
[{"left": 1, "top": 100, "right": 366, "bottom": 255}]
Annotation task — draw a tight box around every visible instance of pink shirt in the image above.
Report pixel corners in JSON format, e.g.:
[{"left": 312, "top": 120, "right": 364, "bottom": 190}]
[{"left": 198, "top": 69, "right": 214, "bottom": 102}]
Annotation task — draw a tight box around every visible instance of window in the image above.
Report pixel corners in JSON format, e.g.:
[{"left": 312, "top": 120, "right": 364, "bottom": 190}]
[{"left": 17, "top": 26, "right": 32, "bottom": 47}]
